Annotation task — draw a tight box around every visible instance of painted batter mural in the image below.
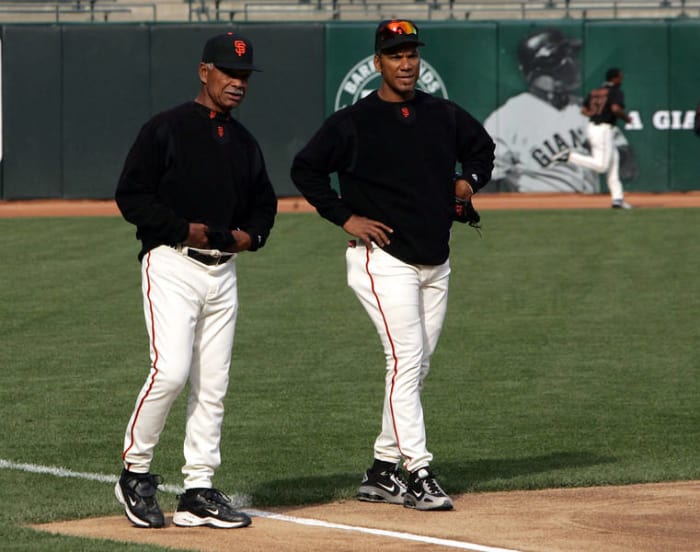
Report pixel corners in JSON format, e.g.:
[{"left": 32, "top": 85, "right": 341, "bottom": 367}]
[{"left": 482, "top": 27, "right": 638, "bottom": 194}]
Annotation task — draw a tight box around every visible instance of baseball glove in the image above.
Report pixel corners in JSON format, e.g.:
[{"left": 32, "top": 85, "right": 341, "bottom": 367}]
[
  {"left": 454, "top": 197, "right": 481, "bottom": 229},
  {"left": 453, "top": 174, "right": 482, "bottom": 234},
  {"left": 206, "top": 228, "right": 236, "bottom": 251}
]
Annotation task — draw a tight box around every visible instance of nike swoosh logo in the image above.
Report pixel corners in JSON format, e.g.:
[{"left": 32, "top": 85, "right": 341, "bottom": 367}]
[
  {"left": 206, "top": 508, "right": 219, "bottom": 516},
  {"left": 128, "top": 496, "right": 138, "bottom": 507},
  {"left": 376, "top": 482, "right": 399, "bottom": 495}
]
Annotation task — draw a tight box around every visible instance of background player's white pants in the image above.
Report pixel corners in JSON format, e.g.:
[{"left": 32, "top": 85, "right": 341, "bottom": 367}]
[
  {"left": 346, "top": 245, "right": 450, "bottom": 474},
  {"left": 122, "top": 245, "right": 238, "bottom": 489},
  {"left": 568, "top": 122, "right": 624, "bottom": 202}
]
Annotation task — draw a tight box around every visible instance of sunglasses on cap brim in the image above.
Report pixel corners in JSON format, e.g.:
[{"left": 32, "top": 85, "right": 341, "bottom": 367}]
[{"left": 377, "top": 20, "right": 419, "bottom": 41}]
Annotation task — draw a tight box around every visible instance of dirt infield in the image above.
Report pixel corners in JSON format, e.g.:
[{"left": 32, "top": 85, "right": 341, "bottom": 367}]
[
  {"left": 11, "top": 193, "right": 700, "bottom": 551},
  {"left": 2, "top": 191, "right": 700, "bottom": 218},
  {"left": 32, "top": 481, "right": 700, "bottom": 551}
]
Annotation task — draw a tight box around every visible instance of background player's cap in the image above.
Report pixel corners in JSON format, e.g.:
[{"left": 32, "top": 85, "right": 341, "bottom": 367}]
[
  {"left": 517, "top": 28, "right": 582, "bottom": 74},
  {"left": 374, "top": 20, "right": 425, "bottom": 53},
  {"left": 516, "top": 27, "right": 581, "bottom": 92},
  {"left": 202, "top": 32, "right": 261, "bottom": 72}
]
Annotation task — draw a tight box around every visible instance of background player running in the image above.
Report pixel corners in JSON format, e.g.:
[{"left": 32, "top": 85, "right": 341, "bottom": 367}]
[{"left": 552, "top": 67, "right": 634, "bottom": 208}]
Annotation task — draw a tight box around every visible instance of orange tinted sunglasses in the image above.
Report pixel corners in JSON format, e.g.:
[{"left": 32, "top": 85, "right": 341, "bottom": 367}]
[{"left": 378, "top": 20, "right": 419, "bottom": 40}]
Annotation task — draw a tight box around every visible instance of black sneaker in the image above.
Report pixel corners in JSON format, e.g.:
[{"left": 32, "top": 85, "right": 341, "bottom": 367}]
[
  {"left": 114, "top": 469, "right": 165, "bottom": 528},
  {"left": 403, "top": 467, "right": 454, "bottom": 511},
  {"left": 357, "top": 465, "right": 407, "bottom": 505},
  {"left": 172, "top": 488, "right": 251, "bottom": 529}
]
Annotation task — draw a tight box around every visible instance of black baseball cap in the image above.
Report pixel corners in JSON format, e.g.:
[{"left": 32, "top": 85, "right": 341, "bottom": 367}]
[
  {"left": 201, "top": 32, "right": 261, "bottom": 72},
  {"left": 374, "top": 19, "right": 425, "bottom": 53}
]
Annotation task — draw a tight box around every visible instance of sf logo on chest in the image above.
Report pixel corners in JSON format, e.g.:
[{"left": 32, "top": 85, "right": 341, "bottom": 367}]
[
  {"left": 396, "top": 105, "right": 415, "bottom": 123},
  {"left": 212, "top": 123, "right": 230, "bottom": 143}
]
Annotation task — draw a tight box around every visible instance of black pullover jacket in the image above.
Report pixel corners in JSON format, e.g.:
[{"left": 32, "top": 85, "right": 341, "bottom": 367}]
[
  {"left": 116, "top": 101, "right": 277, "bottom": 261},
  {"left": 291, "top": 91, "right": 494, "bottom": 265}
]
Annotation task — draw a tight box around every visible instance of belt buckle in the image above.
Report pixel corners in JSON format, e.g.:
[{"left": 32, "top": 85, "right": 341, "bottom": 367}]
[
  {"left": 211, "top": 250, "right": 233, "bottom": 265},
  {"left": 180, "top": 246, "right": 231, "bottom": 266}
]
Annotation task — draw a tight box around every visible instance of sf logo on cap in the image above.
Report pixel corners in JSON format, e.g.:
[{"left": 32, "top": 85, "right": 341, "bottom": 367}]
[{"left": 234, "top": 40, "right": 247, "bottom": 57}]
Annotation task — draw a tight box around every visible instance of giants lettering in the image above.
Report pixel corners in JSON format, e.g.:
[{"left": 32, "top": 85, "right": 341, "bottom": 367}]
[{"left": 532, "top": 129, "right": 588, "bottom": 167}]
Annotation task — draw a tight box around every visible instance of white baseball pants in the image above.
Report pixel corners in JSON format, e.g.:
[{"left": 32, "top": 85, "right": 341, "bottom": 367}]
[
  {"left": 346, "top": 244, "right": 450, "bottom": 473},
  {"left": 121, "top": 245, "right": 238, "bottom": 489},
  {"left": 568, "top": 122, "right": 624, "bottom": 202}
]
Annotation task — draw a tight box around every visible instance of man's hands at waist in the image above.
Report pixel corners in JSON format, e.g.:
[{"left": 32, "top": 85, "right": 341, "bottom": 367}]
[{"left": 183, "top": 223, "right": 252, "bottom": 252}]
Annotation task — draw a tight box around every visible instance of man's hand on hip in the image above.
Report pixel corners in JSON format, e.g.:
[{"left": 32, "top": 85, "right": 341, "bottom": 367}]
[{"left": 342, "top": 215, "right": 394, "bottom": 249}]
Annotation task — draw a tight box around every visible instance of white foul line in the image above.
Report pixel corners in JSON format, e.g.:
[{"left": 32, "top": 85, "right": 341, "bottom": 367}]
[
  {"left": 247, "top": 509, "right": 521, "bottom": 552},
  {"left": 0, "top": 458, "right": 185, "bottom": 494},
  {"left": 1, "top": 458, "right": 521, "bottom": 552}
]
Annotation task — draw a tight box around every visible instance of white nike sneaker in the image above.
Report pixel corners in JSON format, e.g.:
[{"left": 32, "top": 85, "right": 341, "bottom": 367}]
[
  {"left": 403, "top": 467, "right": 453, "bottom": 511},
  {"left": 172, "top": 488, "right": 251, "bottom": 528},
  {"left": 357, "top": 465, "right": 407, "bottom": 505}
]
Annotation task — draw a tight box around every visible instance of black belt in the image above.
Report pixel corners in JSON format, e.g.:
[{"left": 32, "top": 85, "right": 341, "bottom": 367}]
[{"left": 186, "top": 249, "right": 234, "bottom": 266}]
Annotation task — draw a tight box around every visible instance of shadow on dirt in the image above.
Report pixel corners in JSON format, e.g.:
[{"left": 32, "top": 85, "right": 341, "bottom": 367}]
[{"left": 250, "top": 450, "right": 616, "bottom": 507}]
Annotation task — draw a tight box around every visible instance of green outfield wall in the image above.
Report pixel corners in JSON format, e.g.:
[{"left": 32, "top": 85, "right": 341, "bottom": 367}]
[{"left": 0, "top": 20, "right": 698, "bottom": 200}]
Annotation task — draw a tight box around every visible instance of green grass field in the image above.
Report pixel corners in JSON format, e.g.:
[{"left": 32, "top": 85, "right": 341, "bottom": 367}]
[{"left": 1, "top": 209, "right": 699, "bottom": 550}]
